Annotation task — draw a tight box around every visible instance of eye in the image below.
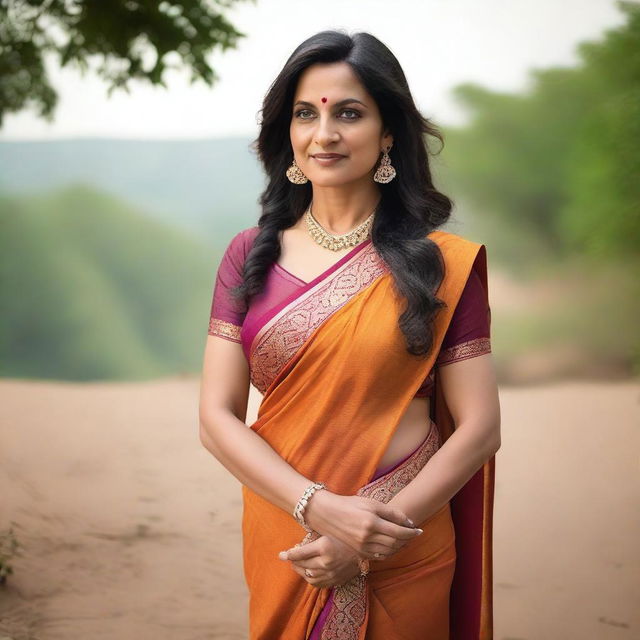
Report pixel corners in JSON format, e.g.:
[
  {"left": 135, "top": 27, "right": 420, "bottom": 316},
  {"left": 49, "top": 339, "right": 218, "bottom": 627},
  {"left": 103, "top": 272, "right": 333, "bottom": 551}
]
[
  {"left": 340, "top": 108, "right": 361, "bottom": 120},
  {"left": 293, "top": 108, "right": 362, "bottom": 121}
]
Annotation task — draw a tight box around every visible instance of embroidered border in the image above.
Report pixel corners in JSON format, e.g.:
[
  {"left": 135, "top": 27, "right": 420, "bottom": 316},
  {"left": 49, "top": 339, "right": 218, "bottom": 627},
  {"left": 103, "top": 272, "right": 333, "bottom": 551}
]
[
  {"left": 208, "top": 318, "right": 242, "bottom": 343},
  {"left": 437, "top": 336, "right": 491, "bottom": 366},
  {"left": 315, "top": 422, "right": 441, "bottom": 640},
  {"left": 250, "top": 244, "right": 388, "bottom": 394}
]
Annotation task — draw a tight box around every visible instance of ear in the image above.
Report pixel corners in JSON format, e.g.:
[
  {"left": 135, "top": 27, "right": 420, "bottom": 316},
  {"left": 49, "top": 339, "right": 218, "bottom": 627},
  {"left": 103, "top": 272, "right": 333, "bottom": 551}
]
[{"left": 382, "top": 129, "right": 394, "bottom": 151}]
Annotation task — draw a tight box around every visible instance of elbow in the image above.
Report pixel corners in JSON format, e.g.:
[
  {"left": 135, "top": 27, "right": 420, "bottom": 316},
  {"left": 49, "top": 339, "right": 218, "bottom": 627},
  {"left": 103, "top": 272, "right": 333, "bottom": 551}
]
[
  {"left": 198, "top": 412, "right": 220, "bottom": 456},
  {"left": 199, "top": 421, "right": 212, "bottom": 450}
]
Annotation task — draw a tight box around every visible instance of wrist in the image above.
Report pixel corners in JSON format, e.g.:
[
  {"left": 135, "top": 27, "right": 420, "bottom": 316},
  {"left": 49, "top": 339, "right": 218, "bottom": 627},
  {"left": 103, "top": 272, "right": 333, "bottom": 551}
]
[{"left": 302, "top": 487, "right": 336, "bottom": 532}]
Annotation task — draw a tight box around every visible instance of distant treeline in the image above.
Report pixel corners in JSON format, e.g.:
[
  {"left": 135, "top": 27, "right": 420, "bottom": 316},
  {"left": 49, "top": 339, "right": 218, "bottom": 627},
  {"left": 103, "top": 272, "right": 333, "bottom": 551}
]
[
  {"left": 0, "top": 185, "right": 216, "bottom": 381},
  {"left": 441, "top": 1, "right": 639, "bottom": 266}
]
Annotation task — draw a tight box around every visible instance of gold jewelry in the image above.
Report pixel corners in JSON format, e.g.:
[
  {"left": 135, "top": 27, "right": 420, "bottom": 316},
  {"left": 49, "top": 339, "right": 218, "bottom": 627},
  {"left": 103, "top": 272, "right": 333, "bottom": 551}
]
[
  {"left": 358, "top": 557, "right": 370, "bottom": 577},
  {"left": 373, "top": 144, "right": 396, "bottom": 183},
  {"left": 304, "top": 568, "right": 313, "bottom": 578},
  {"left": 286, "top": 158, "right": 308, "bottom": 184},
  {"left": 374, "top": 552, "right": 383, "bottom": 558},
  {"left": 304, "top": 201, "right": 375, "bottom": 251},
  {"left": 293, "top": 482, "right": 326, "bottom": 532}
]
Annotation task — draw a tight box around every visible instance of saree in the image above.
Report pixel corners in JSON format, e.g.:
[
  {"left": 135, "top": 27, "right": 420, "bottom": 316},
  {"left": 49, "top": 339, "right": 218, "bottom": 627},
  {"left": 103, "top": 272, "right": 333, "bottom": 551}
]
[{"left": 239, "top": 230, "right": 494, "bottom": 639}]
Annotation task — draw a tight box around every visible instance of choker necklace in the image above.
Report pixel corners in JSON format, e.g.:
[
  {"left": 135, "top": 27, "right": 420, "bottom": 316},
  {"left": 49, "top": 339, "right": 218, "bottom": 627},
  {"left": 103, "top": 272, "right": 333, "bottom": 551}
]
[{"left": 304, "top": 201, "right": 376, "bottom": 251}]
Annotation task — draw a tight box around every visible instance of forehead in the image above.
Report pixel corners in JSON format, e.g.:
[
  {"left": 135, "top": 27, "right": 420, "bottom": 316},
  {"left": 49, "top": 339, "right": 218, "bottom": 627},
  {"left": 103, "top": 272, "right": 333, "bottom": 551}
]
[{"left": 293, "top": 62, "right": 367, "bottom": 100}]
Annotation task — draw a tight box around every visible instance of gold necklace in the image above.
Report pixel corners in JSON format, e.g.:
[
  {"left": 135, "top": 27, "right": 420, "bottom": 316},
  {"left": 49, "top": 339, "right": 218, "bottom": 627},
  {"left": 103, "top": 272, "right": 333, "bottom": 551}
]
[{"left": 304, "top": 201, "right": 375, "bottom": 251}]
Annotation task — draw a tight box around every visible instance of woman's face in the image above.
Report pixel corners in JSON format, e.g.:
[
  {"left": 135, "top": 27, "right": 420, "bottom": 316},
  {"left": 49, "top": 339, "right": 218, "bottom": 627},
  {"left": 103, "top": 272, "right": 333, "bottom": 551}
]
[{"left": 289, "top": 61, "right": 393, "bottom": 188}]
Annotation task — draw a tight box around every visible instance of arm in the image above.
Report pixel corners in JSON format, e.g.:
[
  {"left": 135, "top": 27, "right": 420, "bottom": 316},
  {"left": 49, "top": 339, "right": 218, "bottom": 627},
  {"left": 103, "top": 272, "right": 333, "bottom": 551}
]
[
  {"left": 199, "top": 334, "right": 318, "bottom": 516},
  {"left": 202, "top": 230, "right": 416, "bottom": 556},
  {"left": 200, "top": 334, "right": 418, "bottom": 558},
  {"left": 387, "top": 352, "right": 501, "bottom": 525}
]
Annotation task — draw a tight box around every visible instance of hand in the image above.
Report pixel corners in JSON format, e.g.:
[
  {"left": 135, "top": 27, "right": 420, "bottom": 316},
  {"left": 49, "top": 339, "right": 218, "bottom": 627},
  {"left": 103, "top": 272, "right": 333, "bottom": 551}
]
[
  {"left": 280, "top": 534, "right": 361, "bottom": 589},
  {"left": 303, "top": 490, "right": 423, "bottom": 560}
]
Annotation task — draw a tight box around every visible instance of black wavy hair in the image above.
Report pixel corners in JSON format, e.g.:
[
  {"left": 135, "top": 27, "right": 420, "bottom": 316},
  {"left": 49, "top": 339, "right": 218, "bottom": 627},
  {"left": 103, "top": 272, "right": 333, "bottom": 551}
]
[{"left": 234, "top": 29, "right": 453, "bottom": 356}]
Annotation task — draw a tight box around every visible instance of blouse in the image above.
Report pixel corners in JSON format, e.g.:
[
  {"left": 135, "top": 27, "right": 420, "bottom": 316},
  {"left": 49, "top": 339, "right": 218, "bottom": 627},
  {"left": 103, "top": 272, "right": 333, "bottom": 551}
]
[{"left": 208, "top": 227, "right": 491, "bottom": 397}]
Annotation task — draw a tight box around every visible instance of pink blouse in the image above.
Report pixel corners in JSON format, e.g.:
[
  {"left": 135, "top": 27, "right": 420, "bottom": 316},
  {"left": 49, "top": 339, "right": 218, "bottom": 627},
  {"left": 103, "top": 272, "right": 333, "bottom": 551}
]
[{"left": 208, "top": 227, "right": 491, "bottom": 397}]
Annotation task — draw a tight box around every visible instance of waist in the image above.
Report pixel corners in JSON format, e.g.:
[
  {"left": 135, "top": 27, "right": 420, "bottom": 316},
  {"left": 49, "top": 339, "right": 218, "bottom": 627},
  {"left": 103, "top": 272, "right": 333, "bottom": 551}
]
[{"left": 371, "top": 418, "right": 440, "bottom": 482}]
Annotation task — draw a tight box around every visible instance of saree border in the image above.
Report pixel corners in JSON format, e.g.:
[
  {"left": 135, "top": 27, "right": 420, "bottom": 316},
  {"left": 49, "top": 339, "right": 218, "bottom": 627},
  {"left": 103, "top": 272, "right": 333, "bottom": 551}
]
[
  {"left": 249, "top": 241, "right": 389, "bottom": 394},
  {"left": 244, "top": 238, "right": 373, "bottom": 357},
  {"left": 304, "top": 420, "right": 442, "bottom": 640}
]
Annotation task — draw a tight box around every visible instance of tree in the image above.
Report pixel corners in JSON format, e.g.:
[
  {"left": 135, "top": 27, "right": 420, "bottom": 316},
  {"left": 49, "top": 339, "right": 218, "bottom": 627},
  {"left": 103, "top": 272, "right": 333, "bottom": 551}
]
[
  {"left": 0, "top": 0, "right": 254, "bottom": 126},
  {"left": 442, "top": 0, "right": 640, "bottom": 261}
]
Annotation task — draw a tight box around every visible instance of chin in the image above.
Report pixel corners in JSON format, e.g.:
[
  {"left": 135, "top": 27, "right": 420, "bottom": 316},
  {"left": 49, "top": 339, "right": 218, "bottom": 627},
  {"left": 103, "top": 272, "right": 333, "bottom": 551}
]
[{"left": 307, "top": 173, "right": 362, "bottom": 188}]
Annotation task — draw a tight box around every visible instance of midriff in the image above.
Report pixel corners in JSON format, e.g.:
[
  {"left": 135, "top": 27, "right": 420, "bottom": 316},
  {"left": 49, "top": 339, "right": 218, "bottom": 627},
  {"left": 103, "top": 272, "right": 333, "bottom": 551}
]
[{"left": 375, "top": 396, "right": 432, "bottom": 470}]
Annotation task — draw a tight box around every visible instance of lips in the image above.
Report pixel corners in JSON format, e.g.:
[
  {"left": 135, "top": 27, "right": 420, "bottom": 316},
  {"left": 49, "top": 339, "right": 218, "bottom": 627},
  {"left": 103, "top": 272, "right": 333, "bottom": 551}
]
[{"left": 312, "top": 154, "right": 345, "bottom": 159}]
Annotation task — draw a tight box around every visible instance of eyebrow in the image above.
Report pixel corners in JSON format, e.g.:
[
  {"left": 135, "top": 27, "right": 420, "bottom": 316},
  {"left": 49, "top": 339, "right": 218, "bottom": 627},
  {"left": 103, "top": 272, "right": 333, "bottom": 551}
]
[{"left": 293, "top": 98, "right": 368, "bottom": 109}]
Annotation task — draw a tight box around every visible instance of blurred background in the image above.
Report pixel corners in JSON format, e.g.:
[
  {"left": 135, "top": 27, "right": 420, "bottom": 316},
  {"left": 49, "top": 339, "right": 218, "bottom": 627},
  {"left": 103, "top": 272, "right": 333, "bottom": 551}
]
[{"left": 1, "top": 1, "right": 638, "bottom": 638}]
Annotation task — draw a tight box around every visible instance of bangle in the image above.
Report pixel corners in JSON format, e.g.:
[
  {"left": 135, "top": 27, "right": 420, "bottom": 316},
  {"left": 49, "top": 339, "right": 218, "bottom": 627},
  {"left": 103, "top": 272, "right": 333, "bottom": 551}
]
[{"left": 293, "top": 482, "right": 326, "bottom": 532}]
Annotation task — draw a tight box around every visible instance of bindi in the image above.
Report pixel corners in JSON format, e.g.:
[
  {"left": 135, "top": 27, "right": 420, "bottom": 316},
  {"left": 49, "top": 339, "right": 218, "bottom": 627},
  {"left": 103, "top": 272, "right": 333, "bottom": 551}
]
[{"left": 321, "top": 97, "right": 327, "bottom": 103}]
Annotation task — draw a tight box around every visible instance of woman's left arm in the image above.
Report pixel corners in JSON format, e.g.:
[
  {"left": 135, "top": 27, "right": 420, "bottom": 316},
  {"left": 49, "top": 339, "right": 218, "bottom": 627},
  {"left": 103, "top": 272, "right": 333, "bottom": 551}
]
[{"left": 388, "top": 352, "right": 501, "bottom": 525}]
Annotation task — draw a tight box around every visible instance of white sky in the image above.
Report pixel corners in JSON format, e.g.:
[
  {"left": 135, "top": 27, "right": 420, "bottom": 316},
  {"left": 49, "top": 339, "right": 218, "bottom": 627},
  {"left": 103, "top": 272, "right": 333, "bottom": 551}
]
[{"left": 0, "top": 0, "right": 627, "bottom": 140}]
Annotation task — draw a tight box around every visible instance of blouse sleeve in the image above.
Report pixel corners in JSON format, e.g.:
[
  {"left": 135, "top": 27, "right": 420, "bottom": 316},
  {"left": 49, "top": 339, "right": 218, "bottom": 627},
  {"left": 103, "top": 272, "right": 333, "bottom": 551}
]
[
  {"left": 207, "top": 229, "right": 253, "bottom": 343},
  {"left": 436, "top": 267, "right": 492, "bottom": 366}
]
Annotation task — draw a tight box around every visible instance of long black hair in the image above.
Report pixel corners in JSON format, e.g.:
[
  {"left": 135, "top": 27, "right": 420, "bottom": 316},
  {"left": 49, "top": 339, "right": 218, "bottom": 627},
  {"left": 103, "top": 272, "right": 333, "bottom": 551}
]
[{"left": 234, "top": 29, "right": 452, "bottom": 357}]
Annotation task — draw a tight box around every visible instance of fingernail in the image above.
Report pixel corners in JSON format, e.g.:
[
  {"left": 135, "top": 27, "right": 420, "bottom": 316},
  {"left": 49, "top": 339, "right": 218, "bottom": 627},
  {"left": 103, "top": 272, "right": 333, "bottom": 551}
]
[
  {"left": 407, "top": 519, "right": 414, "bottom": 527},
  {"left": 415, "top": 528, "right": 424, "bottom": 535},
  {"left": 279, "top": 551, "right": 288, "bottom": 560}
]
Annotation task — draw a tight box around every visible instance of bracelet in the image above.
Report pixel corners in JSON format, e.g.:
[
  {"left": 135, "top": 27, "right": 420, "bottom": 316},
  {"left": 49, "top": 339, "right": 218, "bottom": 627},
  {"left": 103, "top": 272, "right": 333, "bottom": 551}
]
[{"left": 293, "top": 482, "right": 326, "bottom": 532}]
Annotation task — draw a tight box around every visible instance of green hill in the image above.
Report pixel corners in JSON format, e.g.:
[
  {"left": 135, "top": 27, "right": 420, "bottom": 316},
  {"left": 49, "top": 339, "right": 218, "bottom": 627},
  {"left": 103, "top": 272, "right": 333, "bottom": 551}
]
[
  {"left": 0, "top": 184, "right": 223, "bottom": 381},
  {"left": 0, "top": 137, "right": 265, "bottom": 242}
]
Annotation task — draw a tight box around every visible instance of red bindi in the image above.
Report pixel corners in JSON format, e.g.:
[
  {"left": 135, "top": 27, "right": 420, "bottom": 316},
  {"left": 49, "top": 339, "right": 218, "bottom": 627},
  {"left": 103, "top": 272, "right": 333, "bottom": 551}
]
[{"left": 321, "top": 97, "right": 327, "bottom": 103}]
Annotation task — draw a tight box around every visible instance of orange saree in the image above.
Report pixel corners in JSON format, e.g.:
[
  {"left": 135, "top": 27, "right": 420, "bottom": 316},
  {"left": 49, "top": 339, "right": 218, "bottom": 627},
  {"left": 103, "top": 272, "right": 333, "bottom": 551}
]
[{"left": 241, "top": 230, "right": 494, "bottom": 639}]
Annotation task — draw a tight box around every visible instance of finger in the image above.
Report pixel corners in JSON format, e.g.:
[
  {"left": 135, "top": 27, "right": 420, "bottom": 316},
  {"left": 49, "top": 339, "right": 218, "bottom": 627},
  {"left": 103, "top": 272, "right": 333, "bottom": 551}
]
[
  {"left": 373, "top": 514, "right": 423, "bottom": 542},
  {"left": 374, "top": 503, "right": 415, "bottom": 528},
  {"left": 358, "top": 529, "right": 424, "bottom": 560},
  {"left": 280, "top": 543, "right": 319, "bottom": 562},
  {"left": 289, "top": 562, "right": 328, "bottom": 587}
]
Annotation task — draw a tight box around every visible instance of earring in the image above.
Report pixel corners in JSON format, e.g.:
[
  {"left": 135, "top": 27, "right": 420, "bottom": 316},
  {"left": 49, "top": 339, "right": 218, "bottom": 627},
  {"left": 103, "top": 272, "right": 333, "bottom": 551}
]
[
  {"left": 373, "top": 145, "right": 396, "bottom": 183},
  {"left": 286, "top": 158, "right": 309, "bottom": 184}
]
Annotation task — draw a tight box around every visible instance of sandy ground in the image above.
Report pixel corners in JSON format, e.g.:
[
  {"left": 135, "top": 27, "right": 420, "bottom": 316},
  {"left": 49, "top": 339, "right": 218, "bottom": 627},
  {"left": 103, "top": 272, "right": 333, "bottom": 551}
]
[{"left": 0, "top": 376, "right": 638, "bottom": 640}]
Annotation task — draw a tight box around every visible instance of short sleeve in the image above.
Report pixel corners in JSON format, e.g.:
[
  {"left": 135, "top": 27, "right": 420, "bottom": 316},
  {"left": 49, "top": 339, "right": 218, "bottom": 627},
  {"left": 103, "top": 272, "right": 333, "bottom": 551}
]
[
  {"left": 436, "top": 268, "right": 491, "bottom": 366},
  {"left": 207, "top": 228, "right": 255, "bottom": 343}
]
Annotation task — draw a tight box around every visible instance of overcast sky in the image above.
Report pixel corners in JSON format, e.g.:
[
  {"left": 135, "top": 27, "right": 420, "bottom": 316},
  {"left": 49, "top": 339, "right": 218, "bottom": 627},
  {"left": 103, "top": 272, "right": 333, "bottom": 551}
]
[{"left": 0, "top": 0, "right": 627, "bottom": 141}]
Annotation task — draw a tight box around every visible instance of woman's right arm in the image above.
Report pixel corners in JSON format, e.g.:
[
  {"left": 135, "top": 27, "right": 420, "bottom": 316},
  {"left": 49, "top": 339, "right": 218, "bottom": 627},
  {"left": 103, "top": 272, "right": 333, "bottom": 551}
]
[
  {"left": 199, "top": 334, "right": 322, "bottom": 516},
  {"left": 198, "top": 335, "right": 419, "bottom": 558}
]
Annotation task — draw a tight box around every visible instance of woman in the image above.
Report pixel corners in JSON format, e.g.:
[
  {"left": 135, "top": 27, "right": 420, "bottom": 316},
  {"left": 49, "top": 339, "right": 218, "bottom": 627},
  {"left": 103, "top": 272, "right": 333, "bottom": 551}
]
[{"left": 199, "top": 30, "right": 500, "bottom": 640}]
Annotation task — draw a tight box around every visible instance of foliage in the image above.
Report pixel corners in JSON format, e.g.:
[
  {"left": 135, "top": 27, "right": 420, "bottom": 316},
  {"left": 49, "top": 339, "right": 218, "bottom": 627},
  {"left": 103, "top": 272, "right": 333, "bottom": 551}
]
[
  {"left": 441, "top": 1, "right": 640, "bottom": 263},
  {"left": 0, "top": 0, "right": 254, "bottom": 125},
  {"left": 0, "top": 184, "right": 218, "bottom": 380}
]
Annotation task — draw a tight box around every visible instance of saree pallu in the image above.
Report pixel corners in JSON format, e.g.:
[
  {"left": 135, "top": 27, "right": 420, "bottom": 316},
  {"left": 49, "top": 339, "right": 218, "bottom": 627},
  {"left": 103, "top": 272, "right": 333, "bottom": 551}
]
[{"left": 242, "top": 230, "right": 494, "bottom": 639}]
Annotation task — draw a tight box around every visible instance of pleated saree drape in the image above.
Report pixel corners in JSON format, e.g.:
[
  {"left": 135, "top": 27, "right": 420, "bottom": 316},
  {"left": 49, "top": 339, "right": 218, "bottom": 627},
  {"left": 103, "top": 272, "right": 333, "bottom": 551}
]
[{"left": 241, "top": 230, "right": 494, "bottom": 639}]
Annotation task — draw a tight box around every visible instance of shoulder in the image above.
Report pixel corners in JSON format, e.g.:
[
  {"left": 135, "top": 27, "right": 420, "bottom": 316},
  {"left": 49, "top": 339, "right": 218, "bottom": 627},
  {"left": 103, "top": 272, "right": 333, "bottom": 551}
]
[
  {"left": 229, "top": 225, "right": 260, "bottom": 250},
  {"left": 427, "top": 229, "right": 483, "bottom": 253},
  {"left": 223, "top": 225, "right": 260, "bottom": 262},
  {"left": 427, "top": 229, "right": 486, "bottom": 265}
]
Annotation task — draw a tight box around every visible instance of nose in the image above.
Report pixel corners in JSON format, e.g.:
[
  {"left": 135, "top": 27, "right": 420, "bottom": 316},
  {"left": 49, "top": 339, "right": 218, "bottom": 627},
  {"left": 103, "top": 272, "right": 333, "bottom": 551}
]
[{"left": 313, "top": 113, "right": 340, "bottom": 147}]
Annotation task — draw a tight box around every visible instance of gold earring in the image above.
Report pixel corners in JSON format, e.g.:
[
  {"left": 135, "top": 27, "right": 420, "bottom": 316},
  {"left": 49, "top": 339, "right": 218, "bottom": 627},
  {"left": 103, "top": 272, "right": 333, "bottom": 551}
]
[
  {"left": 373, "top": 145, "right": 396, "bottom": 183},
  {"left": 286, "top": 158, "right": 309, "bottom": 184}
]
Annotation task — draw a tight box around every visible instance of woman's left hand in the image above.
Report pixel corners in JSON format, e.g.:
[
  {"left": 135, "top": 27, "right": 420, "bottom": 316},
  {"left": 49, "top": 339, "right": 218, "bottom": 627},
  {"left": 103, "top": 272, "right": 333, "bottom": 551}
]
[{"left": 280, "top": 534, "right": 362, "bottom": 589}]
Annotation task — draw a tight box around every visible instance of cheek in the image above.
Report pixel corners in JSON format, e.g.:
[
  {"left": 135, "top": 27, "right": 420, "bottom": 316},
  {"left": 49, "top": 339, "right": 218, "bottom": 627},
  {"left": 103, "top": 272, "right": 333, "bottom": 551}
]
[{"left": 348, "top": 125, "right": 382, "bottom": 154}]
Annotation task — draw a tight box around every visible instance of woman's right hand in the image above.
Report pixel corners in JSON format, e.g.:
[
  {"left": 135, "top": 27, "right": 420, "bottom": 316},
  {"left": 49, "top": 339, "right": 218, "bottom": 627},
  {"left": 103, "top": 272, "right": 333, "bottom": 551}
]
[{"left": 303, "top": 490, "right": 422, "bottom": 560}]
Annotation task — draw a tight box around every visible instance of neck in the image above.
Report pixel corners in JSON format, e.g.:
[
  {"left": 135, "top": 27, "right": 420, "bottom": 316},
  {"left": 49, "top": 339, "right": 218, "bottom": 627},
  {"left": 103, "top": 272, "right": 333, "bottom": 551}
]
[{"left": 307, "top": 182, "right": 381, "bottom": 234}]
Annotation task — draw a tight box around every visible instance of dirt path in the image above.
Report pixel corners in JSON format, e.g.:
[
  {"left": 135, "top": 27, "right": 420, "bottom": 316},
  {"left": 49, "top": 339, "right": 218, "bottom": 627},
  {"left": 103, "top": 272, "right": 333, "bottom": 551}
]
[{"left": 1, "top": 377, "right": 638, "bottom": 639}]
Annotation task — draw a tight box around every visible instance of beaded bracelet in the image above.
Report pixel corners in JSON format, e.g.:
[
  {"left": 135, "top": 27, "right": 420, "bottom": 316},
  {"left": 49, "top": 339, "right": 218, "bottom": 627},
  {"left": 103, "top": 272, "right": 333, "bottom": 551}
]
[{"left": 293, "top": 481, "right": 326, "bottom": 532}]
